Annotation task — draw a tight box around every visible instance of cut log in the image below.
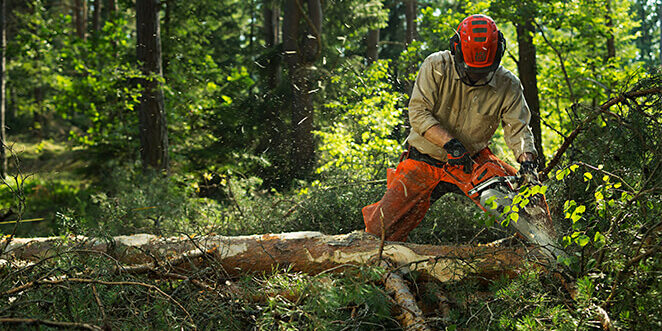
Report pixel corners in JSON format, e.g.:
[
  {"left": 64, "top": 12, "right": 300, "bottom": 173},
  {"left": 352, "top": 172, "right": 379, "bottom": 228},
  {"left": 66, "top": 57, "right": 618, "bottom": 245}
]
[
  {"left": 1, "top": 231, "right": 534, "bottom": 283},
  {"left": 382, "top": 260, "right": 430, "bottom": 331}
]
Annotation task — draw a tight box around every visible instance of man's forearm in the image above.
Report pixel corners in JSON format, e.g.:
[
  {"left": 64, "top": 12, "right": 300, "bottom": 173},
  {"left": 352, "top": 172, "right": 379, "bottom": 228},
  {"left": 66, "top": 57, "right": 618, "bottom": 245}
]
[{"left": 423, "top": 124, "right": 454, "bottom": 148}]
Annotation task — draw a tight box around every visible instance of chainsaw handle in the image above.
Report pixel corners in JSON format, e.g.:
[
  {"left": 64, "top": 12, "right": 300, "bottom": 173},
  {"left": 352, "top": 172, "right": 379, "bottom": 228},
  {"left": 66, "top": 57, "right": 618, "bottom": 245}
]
[{"left": 466, "top": 175, "right": 518, "bottom": 197}]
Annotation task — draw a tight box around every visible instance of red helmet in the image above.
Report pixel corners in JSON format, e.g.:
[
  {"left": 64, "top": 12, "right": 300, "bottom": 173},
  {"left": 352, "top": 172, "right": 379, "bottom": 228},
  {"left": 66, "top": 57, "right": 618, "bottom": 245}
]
[{"left": 450, "top": 14, "right": 505, "bottom": 83}]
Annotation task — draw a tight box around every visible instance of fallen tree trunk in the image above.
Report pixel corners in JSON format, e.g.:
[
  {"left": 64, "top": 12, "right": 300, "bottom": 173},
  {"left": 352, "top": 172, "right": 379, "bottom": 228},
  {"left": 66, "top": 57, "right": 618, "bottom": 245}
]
[{"left": 1, "top": 231, "right": 537, "bottom": 283}]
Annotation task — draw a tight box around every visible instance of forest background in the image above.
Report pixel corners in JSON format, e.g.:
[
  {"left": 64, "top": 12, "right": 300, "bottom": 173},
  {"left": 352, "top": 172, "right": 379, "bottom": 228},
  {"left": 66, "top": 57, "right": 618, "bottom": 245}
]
[{"left": 0, "top": 0, "right": 660, "bottom": 330}]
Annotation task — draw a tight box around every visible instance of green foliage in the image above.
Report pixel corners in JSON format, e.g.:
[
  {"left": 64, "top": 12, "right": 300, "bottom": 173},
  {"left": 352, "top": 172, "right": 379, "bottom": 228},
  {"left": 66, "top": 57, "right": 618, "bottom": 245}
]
[
  {"left": 315, "top": 60, "right": 405, "bottom": 180},
  {"left": 8, "top": 0, "right": 144, "bottom": 165},
  {"left": 162, "top": 0, "right": 258, "bottom": 169},
  {"left": 491, "top": 268, "right": 577, "bottom": 330},
  {"left": 73, "top": 167, "right": 225, "bottom": 237},
  {"left": 0, "top": 253, "right": 392, "bottom": 331},
  {"left": 0, "top": 175, "right": 92, "bottom": 237},
  {"left": 249, "top": 266, "right": 392, "bottom": 330},
  {"left": 631, "top": 0, "right": 661, "bottom": 66},
  {"left": 3, "top": 0, "right": 661, "bottom": 329}
]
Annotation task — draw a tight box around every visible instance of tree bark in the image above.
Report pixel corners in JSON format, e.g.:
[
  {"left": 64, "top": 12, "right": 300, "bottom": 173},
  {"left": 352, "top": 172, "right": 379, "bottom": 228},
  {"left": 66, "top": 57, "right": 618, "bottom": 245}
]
[
  {"left": 367, "top": 29, "right": 380, "bottom": 63},
  {"left": 1, "top": 232, "right": 532, "bottom": 284},
  {"left": 136, "top": 0, "right": 169, "bottom": 172},
  {"left": 263, "top": 0, "right": 281, "bottom": 91},
  {"left": 404, "top": 0, "right": 417, "bottom": 45},
  {"left": 0, "top": 0, "right": 6, "bottom": 178},
  {"left": 92, "top": 0, "right": 101, "bottom": 32},
  {"left": 74, "top": 0, "right": 87, "bottom": 40},
  {"left": 163, "top": 0, "right": 171, "bottom": 76},
  {"left": 382, "top": 260, "right": 430, "bottom": 330},
  {"left": 282, "top": 0, "right": 321, "bottom": 178},
  {"left": 259, "top": 0, "right": 286, "bottom": 185},
  {"left": 516, "top": 18, "right": 544, "bottom": 169},
  {"left": 103, "top": 0, "right": 116, "bottom": 19}
]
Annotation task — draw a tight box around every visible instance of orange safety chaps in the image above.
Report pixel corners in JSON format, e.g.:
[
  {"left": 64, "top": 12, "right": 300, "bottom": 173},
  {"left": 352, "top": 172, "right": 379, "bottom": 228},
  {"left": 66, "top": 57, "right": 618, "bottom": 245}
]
[{"left": 362, "top": 147, "right": 517, "bottom": 242}]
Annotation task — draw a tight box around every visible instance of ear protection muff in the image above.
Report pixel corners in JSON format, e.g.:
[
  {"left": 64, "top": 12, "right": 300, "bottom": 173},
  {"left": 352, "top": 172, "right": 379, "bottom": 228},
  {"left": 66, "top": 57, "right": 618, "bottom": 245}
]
[
  {"left": 494, "top": 31, "right": 506, "bottom": 65},
  {"left": 449, "top": 33, "right": 460, "bottom": 56}
]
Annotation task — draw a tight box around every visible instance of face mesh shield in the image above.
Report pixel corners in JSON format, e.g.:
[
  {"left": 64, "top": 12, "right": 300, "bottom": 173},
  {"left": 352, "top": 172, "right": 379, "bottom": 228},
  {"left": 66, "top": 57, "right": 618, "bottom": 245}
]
[{"left": 453, "top": 59, "right": 497, "bottom": 87}]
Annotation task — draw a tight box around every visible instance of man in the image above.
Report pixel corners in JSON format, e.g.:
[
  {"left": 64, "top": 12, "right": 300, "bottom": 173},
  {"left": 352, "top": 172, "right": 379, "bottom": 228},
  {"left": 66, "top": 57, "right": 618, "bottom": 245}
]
[{"left": 362, "top": 14, "right": 539, "bottom": 242}]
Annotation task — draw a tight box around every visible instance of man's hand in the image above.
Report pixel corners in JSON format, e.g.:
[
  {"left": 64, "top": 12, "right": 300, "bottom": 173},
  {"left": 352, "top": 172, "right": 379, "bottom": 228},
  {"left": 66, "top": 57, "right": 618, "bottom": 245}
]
[
  {"left": 443, "top": 138, "right": 472, "bottom": 174},
  {"left": 518, "top": 160, "right": 540, "bottom": 186}
]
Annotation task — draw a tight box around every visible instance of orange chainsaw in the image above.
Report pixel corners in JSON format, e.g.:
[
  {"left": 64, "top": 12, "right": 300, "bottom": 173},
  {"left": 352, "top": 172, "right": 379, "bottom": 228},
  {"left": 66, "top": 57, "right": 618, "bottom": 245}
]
[{"left": 440, "top": 156, "right": 567, "bottom": 262}]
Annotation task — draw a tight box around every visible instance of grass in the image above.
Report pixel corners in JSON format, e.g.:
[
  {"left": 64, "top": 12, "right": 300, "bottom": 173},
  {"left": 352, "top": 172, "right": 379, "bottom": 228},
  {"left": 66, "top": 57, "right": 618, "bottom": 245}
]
[{"left": 0, "top": 136, "right": 93, "bottom": 237}]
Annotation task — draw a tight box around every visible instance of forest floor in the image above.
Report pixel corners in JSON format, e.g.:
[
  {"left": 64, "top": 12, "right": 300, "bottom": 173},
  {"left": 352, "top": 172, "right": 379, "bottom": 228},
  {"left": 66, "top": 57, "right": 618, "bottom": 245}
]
[
  {"left": 8, "top": 137, "right": 88, "bottom": 177},
  {"left": 0, "top": 135, "right": 92, "bottom": 237}
]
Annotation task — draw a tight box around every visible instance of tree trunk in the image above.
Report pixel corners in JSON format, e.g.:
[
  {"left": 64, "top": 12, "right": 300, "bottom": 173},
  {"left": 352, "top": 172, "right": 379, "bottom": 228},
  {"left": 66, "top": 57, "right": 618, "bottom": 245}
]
[
  {"left": 136, "top": 0, "right": 169, "bottom": 172},
  {"left": 74, "top": 0, "right": 87, "bottom": 40},
  {"left": 1, "top": 232, "right": 531, "bottom": 283},
  {"left": 0, "top": 0, "right": 6, "bottom": 178},
  {"left": 404, "top": 0, "right": 417, "bottom": 45},
  {"left": 516, "top": 18, "right": 544, "bottom": 169},
  {"left": 259, "top": 0, "right": 287, "bottom": 187},
  {"left": 367, "top": 29, "right": 379, "bottom": 63},
  {"left": 283, "top": 0, "right": 321, "bottom": 178},
  {"left": 103, "top": 0, "right": 116, "bottom": 19},
  {"left": 263, "top": 0, "right": 281, "bottom": 90},
  {"left": 162, "top": 0, "right": 171, "bottom": 76},
  {"left": 92, "top": 0, "right": 101, "bottom": 32}
]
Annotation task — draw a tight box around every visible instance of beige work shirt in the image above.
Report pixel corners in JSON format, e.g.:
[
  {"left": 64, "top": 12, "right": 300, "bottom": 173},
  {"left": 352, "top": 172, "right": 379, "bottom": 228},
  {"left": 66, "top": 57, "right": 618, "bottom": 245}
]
[{"left": 407, "top": 50, "right": 537, "bottom": 162}]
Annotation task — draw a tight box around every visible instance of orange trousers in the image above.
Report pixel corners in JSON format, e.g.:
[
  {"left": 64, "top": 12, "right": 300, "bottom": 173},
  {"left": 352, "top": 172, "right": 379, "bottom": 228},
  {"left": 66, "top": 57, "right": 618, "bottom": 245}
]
[{"left": 362, "top": 147, "right": 517, "bottom": 241}]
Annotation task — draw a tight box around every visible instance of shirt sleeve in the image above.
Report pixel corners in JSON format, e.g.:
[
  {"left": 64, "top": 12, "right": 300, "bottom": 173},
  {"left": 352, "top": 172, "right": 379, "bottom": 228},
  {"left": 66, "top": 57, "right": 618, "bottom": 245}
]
[
  {"left": 408, "top": 56, "right": 441, "bottom": 137},
  {"left": 501, "top": 81, "right": 538, "bottom": 161}
]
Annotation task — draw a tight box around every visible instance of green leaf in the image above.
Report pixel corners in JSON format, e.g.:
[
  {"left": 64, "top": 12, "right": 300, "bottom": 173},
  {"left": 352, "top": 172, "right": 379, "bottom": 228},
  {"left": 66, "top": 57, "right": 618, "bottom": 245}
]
[
  {"left": 564, "top": 200, "right": 576, "bottom": 212},
  {"left": 571, "top": 213, "right": 581, "bottom": 223},
  {"left": 595, "top": 191, "right": 604, "bottom": 201},
  {"left": 584, "top": 172, "right": 593, "bottom": 182},
  {"left": 576, "top": 234, "right": 590, "bottom": 247},
  {"left": 594, "top": 232, "right": 606, "bottom": 247},
  {"left": 509, "top": 213, "right": 519, "bottom": 223},
  {"left": 530, "top": 186, "right": 540, "bottom": 196},
  {"left": 602, "top": 175, "right": 610, "bottom": 182},
  {"left": 562, "top": 236, "right": 572, "bottom": 248},
  {"left": 513, "top": 195, "right": 522, "bottom": 205},
  {"left": 570, "top": 164, "right": 579, "bottom": 172},
  {"left": 206, "top": 81, "right": 218, "bottom": 91}
]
